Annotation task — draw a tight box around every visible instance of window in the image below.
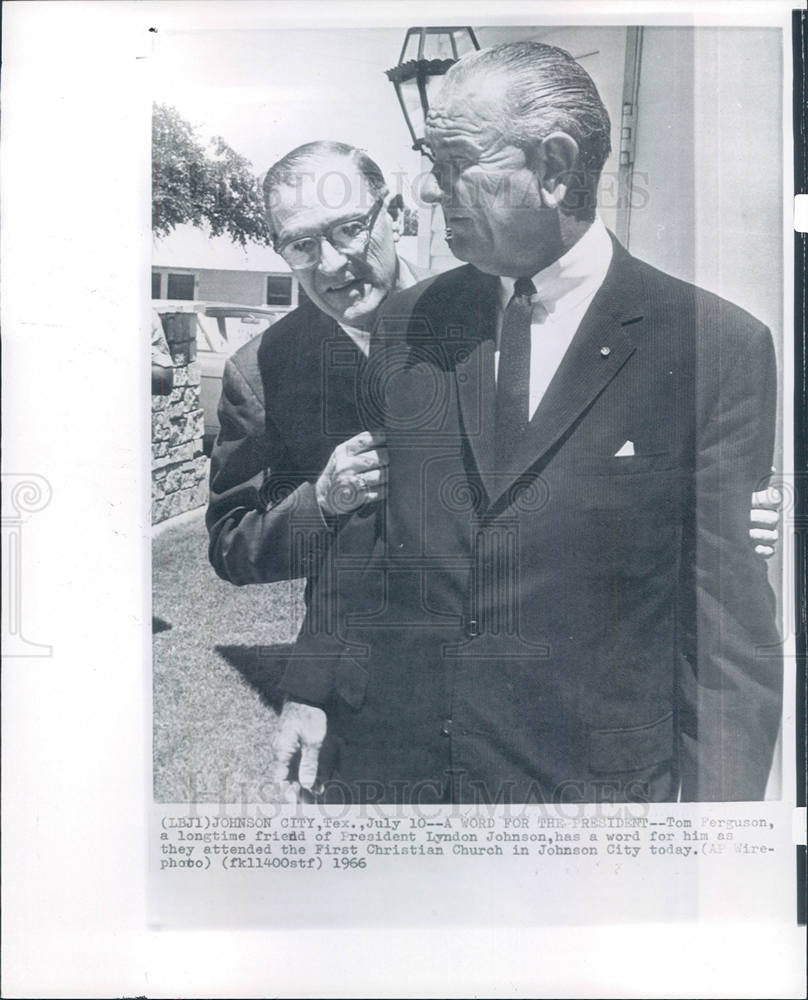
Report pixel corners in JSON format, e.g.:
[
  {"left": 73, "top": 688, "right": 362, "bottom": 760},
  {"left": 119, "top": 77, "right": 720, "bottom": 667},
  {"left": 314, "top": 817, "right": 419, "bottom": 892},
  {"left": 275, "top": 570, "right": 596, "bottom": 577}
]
[
  {"left": 151, "top": 272, "right": 162, "bottom": 298},
  {"left": 266, "top": 274, "right": 293, "bottom": 306},
  {"left": 167, "top": 273, "right": 195, "bottom": 300}
]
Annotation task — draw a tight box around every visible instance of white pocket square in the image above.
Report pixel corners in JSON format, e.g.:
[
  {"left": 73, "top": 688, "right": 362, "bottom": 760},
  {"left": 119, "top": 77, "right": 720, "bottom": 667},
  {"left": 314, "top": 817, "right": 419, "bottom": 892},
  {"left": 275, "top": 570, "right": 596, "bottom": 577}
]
[{"left": 614, "top": 440, "right": 635, "bottom": 457}]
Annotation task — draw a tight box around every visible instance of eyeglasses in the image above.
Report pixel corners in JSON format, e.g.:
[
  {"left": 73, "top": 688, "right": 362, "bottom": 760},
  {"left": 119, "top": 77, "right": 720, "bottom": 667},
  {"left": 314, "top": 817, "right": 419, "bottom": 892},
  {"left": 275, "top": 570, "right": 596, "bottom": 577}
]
[{"left": 274, "top": 196, "right": 386, "bottom": 269}]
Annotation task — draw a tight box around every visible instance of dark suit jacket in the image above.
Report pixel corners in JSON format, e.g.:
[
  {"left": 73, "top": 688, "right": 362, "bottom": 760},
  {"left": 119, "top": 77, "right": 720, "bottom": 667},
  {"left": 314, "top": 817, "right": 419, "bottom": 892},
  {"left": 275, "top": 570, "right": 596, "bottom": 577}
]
[
  {"left": 206, "top": 294, "right": 449, "bottom": 794},
  {"left": 209, "top": 240, "right": 782, "bottom": 803},
  {"left": 207, "top": 297, "right": 375, "bottom": 602},
  {"left": 277, "top": 238, "right": 782, "bottom": 803}
]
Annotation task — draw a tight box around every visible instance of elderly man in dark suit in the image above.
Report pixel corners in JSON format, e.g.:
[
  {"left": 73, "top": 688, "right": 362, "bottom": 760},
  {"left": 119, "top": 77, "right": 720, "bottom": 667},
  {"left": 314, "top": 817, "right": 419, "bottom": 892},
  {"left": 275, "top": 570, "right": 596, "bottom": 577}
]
[
  {"left": 275, "top": 41, "right": 782, "bottom": 804},
  {"left": 206, "top": 141, "right": 422, "bottom": 792}
]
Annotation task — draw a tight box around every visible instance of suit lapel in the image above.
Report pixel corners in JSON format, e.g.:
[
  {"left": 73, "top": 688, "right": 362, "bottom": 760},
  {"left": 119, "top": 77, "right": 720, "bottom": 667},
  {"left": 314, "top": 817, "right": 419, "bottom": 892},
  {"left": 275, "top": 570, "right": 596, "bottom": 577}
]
[
  {"left": 451, "top": 272, "right": 500, "bottom": 500},
  {"left": 287, "top": 305, "right": 366, "bottom": 463},
  {"left": 325, "top": 325, "right": 368, "bottom": 439},
  {"left": 485, "top": 243, "right": 645, "bottom": 509}
]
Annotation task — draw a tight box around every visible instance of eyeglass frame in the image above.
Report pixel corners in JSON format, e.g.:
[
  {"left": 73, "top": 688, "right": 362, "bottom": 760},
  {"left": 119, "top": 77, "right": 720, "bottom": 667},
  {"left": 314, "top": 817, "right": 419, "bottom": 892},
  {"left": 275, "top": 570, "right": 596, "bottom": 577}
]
[{"left": 273, "top": 194, "right": 388, "bottom": 269}]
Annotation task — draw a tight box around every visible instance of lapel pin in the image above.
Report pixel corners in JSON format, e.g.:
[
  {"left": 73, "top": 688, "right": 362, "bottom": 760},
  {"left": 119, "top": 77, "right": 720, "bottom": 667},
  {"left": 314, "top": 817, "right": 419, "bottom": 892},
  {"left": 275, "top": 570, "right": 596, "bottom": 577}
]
[{"left": 600, "top": 346, "right": 611, "bottom": 357}]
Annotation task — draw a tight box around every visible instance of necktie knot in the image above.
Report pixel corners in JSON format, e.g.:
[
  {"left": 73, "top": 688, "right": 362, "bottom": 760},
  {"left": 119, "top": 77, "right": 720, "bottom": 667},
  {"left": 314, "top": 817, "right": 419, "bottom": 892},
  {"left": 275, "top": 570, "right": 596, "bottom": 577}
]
[{"left": 513, "top": 276, "right": 536, "bottom": 301}]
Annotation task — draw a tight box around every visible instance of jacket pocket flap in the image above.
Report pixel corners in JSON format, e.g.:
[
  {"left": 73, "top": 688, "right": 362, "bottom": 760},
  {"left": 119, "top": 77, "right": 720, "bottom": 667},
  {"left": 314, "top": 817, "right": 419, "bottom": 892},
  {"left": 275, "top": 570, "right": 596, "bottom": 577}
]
[
  {"left": 590, "top": 712, "right": 674, "bottom": 773},
  {"left": 335, "top": 655, "right": 369, "bottom": 710}
]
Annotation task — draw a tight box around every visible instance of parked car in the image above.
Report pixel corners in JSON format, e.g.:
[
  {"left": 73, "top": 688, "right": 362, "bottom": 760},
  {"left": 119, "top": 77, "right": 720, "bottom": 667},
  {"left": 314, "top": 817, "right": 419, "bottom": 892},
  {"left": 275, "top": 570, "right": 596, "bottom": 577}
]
[{"left": 153, "top": 300, "right": 284, "bottom": 453}]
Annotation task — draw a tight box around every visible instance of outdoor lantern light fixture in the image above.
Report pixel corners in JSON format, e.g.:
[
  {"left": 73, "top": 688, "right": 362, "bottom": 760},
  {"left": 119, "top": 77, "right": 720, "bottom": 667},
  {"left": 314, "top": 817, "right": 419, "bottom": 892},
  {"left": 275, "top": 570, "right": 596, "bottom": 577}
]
[{"left": 385, "top": 26, "right": 480, "bottom": 153}]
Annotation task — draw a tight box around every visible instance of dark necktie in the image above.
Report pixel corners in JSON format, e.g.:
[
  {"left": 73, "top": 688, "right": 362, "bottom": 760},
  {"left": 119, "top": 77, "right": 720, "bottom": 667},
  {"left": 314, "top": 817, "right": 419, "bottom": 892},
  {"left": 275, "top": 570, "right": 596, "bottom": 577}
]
[{"left": 495, "top": 276, "right": 536, "bottom": 462}]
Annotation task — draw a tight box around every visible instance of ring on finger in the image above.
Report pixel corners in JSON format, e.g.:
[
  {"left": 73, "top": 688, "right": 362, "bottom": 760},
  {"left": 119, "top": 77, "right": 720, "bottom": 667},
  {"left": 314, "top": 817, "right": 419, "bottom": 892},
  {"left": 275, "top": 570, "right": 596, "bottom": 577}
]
[{"left": 356, "top": 473, "right": 366, "bottom": 491}]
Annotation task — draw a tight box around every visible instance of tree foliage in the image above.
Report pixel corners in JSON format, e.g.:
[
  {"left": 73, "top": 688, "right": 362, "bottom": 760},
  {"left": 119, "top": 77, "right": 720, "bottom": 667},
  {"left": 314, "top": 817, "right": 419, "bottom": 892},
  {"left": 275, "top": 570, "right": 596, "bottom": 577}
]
[{"left": 152, "top": 103, "right": 271, "bottom": 247}]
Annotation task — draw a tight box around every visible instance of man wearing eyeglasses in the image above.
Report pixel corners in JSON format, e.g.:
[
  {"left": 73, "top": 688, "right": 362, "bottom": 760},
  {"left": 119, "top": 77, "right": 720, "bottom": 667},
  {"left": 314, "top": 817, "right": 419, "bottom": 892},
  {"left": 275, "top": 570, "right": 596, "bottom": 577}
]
[
  {"left": 208, "top": 130, "right": 781, "bottom": 804},
  {"left": 336, "top": 41, "right": 782, "bottom": 803},
  {"left": 206, "top": 141, "right": 422, "bottom": 794}
]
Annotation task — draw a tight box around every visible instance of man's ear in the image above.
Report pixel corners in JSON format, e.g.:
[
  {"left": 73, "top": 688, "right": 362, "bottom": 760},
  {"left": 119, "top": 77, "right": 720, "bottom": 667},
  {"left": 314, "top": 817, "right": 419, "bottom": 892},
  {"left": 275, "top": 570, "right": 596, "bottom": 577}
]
[
  {"left": 533, "top": 132, "right": 580, "bottom": 208},
  {"left": 387, "top": 193, "right": 404, "bottom": 220}
]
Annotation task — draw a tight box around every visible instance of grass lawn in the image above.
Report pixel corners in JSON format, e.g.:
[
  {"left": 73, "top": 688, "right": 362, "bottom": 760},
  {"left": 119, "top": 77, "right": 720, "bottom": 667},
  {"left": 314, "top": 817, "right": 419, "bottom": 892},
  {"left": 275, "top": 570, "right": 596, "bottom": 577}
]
[{"left": 152, "top": 508, "right": 306, "bottom": 802}]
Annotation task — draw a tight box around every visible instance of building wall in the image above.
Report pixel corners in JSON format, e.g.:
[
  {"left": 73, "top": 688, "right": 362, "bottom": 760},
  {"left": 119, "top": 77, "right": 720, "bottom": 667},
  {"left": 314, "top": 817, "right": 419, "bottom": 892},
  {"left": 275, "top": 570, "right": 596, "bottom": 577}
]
[
  {"left": 629, "top": 27, "right": 782, "bottom": 336},
  {"left": 152, "top": 266, "right": 299, "bottom": 308},
  {"left": 196, "top": 268, "right": 270, "bottom": 306}
]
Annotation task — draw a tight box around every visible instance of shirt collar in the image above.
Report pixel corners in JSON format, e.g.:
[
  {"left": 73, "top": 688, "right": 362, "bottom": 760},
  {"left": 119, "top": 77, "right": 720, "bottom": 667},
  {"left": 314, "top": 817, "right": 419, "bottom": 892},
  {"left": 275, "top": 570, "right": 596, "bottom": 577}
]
[
  {"left": 499, "top": 217, "right": 613, "bottom": 317},
  {"left": 395, "top": 254, "right": 418, "bottom": 291}
]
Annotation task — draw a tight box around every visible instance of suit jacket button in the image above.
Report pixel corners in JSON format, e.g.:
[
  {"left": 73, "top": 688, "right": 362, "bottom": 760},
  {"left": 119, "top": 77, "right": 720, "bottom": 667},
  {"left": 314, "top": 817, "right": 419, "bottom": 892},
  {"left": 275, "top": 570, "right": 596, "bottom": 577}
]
[
  {"left": 465, "top": 618, "right": 480, "bottom": 637},
  {"left": 441, "top": 719, "right": 453, "bottom": 737}
]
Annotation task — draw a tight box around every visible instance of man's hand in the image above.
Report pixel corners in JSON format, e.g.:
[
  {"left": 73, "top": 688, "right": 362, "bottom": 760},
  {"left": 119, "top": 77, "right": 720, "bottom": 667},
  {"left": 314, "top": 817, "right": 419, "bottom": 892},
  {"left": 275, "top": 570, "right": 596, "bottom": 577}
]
[
  {"left": 315, "top": 430, "right": 388, "bottom": 517},
  {"left": 272, "top": 699, "right": 327, "bottom": 794},
  {"left": 750, "top": 486, "right": 781, "bottom": 558}
]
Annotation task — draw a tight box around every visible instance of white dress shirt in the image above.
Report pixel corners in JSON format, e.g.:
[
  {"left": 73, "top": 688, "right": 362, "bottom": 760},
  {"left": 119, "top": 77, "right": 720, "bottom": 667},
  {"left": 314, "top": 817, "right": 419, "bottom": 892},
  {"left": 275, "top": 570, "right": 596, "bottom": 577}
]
[{"left": 497, "top": 217, "right": 614, "bottom": 418}]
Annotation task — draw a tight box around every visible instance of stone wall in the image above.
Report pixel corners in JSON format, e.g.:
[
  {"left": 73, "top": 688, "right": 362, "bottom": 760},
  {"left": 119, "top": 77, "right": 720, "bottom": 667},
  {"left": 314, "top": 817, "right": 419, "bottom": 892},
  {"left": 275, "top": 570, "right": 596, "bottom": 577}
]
[{"left": 152, "top": 313, "right": 208, "bottom": 524}]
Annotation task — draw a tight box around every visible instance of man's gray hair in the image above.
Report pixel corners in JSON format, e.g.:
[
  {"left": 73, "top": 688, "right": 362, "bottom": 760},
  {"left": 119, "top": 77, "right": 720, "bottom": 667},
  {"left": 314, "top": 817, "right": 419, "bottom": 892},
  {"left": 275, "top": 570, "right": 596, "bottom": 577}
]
[
  {"left": 445, "top": 41, "right": 612, "bottom": 220},
  {"left": 262, "top": 141, "right": 388, "bottom": 240}
]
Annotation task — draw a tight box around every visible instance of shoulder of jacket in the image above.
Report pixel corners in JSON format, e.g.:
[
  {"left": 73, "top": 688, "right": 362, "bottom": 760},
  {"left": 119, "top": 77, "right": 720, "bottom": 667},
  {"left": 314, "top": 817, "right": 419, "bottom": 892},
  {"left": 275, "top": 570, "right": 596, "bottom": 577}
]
[
  {"left": 226, "top": 330, "right": 263, "bottom": 388},
  {"left": 380, "top": 264, "right": 493, "bottom": 318},
  {"left": 257, "top": 303, "right": 319, "bottom": 351},
  {"left": 631, "top": 254, "right": 769, "bottom": 338},
  {"left": 229, "top": 303, "right": 327, "bottom": 379}
]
